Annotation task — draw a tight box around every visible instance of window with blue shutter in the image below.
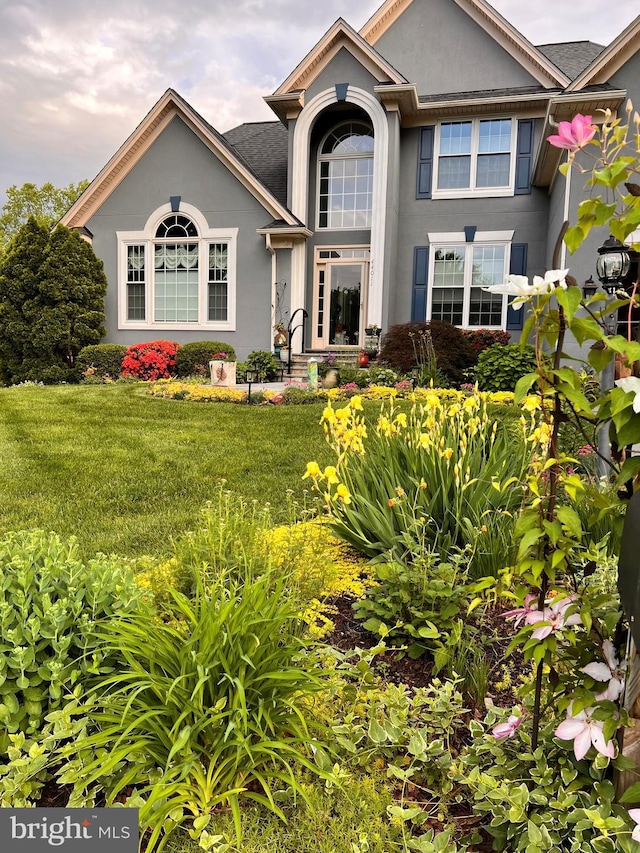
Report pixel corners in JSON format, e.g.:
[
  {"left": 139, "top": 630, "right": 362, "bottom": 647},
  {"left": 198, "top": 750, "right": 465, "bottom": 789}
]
[
  {"left": 416, "top": 127, "right": 434, "bottom": 199},
  {"left": 506, "top": 243, "right": 527, "bottom": 330}
]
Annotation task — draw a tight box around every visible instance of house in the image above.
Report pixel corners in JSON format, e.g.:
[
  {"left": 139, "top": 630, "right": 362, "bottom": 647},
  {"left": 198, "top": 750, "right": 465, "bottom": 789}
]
[{"left": 60, "top": 0, "right": 640, "bottom": 362}]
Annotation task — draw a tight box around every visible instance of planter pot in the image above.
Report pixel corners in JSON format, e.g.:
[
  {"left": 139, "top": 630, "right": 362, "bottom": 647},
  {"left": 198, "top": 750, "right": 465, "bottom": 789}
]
[
  {"left": 209, "top": 360, "right": 236, "bottom": 387},
  {"left": 358, "top": 352, "right": 370, "bottom": 367}
]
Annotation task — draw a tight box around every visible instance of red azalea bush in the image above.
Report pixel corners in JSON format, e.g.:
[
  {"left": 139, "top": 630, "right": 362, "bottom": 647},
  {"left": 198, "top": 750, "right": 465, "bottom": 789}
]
[
  {"left": 121, "top": 340, "right": 180, "bottom": 380},
  {"left": 462, "top": 328, "right": 511, "bottom": 353}
]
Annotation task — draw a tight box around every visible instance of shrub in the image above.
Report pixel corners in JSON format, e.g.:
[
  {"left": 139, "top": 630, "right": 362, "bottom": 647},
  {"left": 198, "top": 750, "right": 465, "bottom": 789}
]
[
  {"left": 475, "top": 343, "right": 538, "bottom": 392},
  {"left": 121, "top": 339, "right": 179, "bottom": 380},
  {"left": 353, "top": 552, "right": 470, "bottom": 663},
  {"left": 366, "top": 365, "right": 400, "bottom": 387},
  {"left": 378, "top": 321, "right": 477, "bottom": 385},
  {"left": 63, "top": 567, "right": 330, "bottom": 850},
  {"left": 244, "top": 350, "right": 281, "bottom": 381},
  {"left": 462, "top": 328, "right": 511, "bottom": 353},
  {"left": 0, "top": 529, "right": 143, "bottom": 805},
  {"left": 280, "top": 386, "right": 324, "bottom": 405},
  {"left": 77, "top": 343, "right": 127, "bottom": 379},
  {"left": 308, "top": 394, "right": 532, "bottom": 571},
  {"left": 175, "top": 340, "right": 236, "bottom": 377}
]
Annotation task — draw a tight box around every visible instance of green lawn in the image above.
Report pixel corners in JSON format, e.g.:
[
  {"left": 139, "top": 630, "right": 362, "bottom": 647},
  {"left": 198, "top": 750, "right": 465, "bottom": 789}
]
[{"left": 0, "top": 384, "right": 332, "bottom": 559}]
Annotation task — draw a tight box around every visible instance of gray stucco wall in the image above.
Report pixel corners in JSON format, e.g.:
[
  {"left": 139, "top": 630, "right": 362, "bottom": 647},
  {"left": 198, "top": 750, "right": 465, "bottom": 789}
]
[
  {"left": 86, "top": 116, "right": 277, "bottom": 360},
  {"left": 392, "top": 120, "right": 550, "bottom": 328},
  {"left": 305, "top": 47, "right": 381, "bottom": 102},
  {"left": 373, "top": 0, "right": 538, "bottom": 95}
]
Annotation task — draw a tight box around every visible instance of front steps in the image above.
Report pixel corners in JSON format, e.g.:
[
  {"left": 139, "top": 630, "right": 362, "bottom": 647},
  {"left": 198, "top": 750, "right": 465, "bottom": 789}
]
[{"left": 280, "top": 348, "right": 359, "bottom": 381}]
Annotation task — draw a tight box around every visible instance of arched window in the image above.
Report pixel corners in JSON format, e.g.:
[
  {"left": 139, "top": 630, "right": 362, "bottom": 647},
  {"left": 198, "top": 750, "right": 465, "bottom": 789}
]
[
  {"left": 318, "top": 121, "right": 374, "bottom": 229},
  {"left": 117, "top": 205, "right": 237, "bottom": 330}
]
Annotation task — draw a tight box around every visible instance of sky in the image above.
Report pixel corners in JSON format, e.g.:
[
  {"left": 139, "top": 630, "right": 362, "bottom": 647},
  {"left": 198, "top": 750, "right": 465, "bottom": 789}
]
[{"left": 0, "top": 0, "right": 638, "bottom": 207}]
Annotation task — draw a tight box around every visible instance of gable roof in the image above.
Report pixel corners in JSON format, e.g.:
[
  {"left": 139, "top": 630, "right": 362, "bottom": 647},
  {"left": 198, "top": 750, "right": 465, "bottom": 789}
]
[
  {"left": 536, "top": 41, "right": 605, "bottom": 81},
  {"left": 568, "top": 14, "right": 640, "bottom": 90},
  {"left": 61, "top": 89, "right": 298, "bottom": 229},
  {"left": 360, "top": 0, "right": 570, "bottom": 88},
  {"left": 270, "top": 17, "right": 407, "bottom": 98},
  {"left": 223, "top": 121, "right": 288, "bottom": 207}
]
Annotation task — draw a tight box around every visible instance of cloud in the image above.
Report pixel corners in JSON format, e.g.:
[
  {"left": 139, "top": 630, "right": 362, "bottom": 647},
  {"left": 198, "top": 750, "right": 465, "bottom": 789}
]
[{"left": 0, "top": 0, "right": 638, "bottom": 205}]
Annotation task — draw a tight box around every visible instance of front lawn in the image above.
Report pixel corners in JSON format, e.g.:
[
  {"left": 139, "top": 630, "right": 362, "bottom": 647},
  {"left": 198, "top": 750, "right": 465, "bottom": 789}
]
[{"left": 0, "top": 383, "right": 331, "bottom": 558}]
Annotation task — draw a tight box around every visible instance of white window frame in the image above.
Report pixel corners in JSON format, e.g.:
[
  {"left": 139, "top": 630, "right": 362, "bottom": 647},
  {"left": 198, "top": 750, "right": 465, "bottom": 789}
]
[
  {"left": 117, "top": 202, "right": 238, "bottom": 331},
  {"left": 316, "top": 121, "right": 374, "bottom": 232},
  {"left": 426, "top": 230, "right": 514, "bottom": 329},
  {"left": 433, "top": 117, "right": 517, "bottom": 200}
]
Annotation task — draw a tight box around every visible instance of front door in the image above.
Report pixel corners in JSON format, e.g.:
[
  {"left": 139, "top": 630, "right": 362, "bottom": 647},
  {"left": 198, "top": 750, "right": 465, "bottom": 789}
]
[{"left": 312, "top": 248, "right": 370, "bottom": 349}]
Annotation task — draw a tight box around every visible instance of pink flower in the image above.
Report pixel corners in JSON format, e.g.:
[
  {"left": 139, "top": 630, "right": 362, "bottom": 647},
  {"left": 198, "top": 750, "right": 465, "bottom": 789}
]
[
  {"left": 528, "top": 594, "right": 582, "bottom": 640},
  {"left": 628, "top": 809, "right": 640, "bottom": 842},
  {"left": 555, "top": 706, "right": 615, "bottom": 761},
  {"left": 503, "top": 594, "right": 540, "bottom": 628},
  {"left": 547, "top": 114, "right": 596, "bottom": 152},
  {"left": 581, "top": 639, "right": 626, "bottom": 702},
  {"left": 493, "top": 714, "right": 523, "bottom": 740}
]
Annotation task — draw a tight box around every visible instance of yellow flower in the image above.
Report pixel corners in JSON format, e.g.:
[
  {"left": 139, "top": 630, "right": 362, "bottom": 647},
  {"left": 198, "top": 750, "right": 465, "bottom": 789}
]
[
  {"left": 395, "top": 486, "right": 406, "bottom": 497},
  {"left": 335, "top": 483, "right": 352, "bottom": 504},
  {"left": 351, "top": 395, "right": 363, "bottom": 411},
  {"left": 324, "top": 465, "right": 339, "bottom": 484},
  {"left": 394, "top": 412, "right": 407, "bottom": 428},
  {"left": 419, "top": 478, "right": 427, "bottom": 490},
  {"left": 419, "top": 433, "right": 431, "bottom": 449},
  {"left": 522, "top": 395, "right": 541, "bottom": 412},
  {"left": 335, "top": 407, "right": 351, "bottom": 421},
  {"left": 442, "top": 447, "right": 454, "bottom": 461},
  {"left": 303, "top": 461, "right": 321, "bottom": 479}
]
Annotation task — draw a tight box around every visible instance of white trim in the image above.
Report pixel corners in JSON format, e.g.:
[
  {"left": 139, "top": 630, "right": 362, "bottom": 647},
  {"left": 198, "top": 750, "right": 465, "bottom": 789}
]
[
  {"left": 427, "top": 230, "right": 514, "bottom": 243},
  {"left": 426, "top": 233, "right": 513, "bottom": 329},
  {"left": 117, "top": 202, "right": 238, "bottom": 331},
  {"left": 432, "top": 116, "right": 517, "bottom": 199},
  {"left": 291, "top": 86, "right": 389, "bottom": 328}
]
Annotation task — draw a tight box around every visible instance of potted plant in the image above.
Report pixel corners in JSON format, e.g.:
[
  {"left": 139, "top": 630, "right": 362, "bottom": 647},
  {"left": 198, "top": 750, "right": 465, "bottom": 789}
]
[
  {"left": 273, "top": 323, "right": 287, "bottom": 348},
  {"left": 357, "top": 351, "right": 370, "bottom": 367},
  {"left": 209, "top": 351, "right": 237, "bottom": 387}
]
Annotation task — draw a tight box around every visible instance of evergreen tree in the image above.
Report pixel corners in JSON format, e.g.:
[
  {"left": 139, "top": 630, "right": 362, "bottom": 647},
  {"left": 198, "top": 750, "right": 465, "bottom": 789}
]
[
  {"left": 0, "top": 217, "right": 49, "bottom": 383},
  {"left": 23, "top": 226, "right": 107, "bottom": 382}
]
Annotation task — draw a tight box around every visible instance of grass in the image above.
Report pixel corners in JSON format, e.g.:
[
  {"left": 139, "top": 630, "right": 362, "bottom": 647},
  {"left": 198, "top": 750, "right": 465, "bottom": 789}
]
[{"left": 0, "top": 383, "right": 332, "bottom": 558}]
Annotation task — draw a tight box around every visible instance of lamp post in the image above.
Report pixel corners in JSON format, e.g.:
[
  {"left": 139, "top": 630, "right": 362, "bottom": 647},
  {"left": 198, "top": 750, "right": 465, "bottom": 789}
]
[
  {"left": 594, "top": 237, "right": 634, "bottom": 478},
  {"left": 245, "top": 368, "right": 255, "bottom": 405}
]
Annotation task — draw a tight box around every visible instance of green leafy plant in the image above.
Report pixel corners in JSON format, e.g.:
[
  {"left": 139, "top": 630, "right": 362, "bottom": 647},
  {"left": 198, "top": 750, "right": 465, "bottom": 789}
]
[
  {"left": 61, "top": 566, "right": 331, "bottom": 851},
  {"left": 77, "top": 343, "right": 127, "bottom": 380},
  {"left": 176, "top": 341, "right": 237, "bottom": 377},
  {"left": 353, "top": 552, "right": 470, "bottom": 663},
  {"left": 244, "top": 350, "right": 281, "bottom": 381},
  {"left": 308, "top": 393, "right": 530, "bottom": 571},
  {"left": 474, "top": 343, "right": 539, "bottom": 392},
  {"left": 0, "top": 529, "right": 143, "bottom": 804}
]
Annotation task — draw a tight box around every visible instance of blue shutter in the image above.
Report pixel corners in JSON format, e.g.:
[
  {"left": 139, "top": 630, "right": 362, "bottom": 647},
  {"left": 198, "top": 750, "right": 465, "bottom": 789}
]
[
  {"left": 515, "top": 120, "right": 534, "bottom": 195},
  {"left": 411, "top": 247, "right": 429, "bottom": 321},
  {"left": 506, "top": 243, "right": 527, "bottom": 330},
  {"left": 416, "top": 127, "right": 434, "bottom": 199}
]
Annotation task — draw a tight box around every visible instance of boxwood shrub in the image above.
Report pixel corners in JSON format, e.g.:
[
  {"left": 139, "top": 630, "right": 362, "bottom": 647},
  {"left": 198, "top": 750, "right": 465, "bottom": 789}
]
[
  {"left": 175, "top": 340, "right": 237, "bottom": 377},
  {"left": 77, "top": 344, "right": 127, "bottom": 379}
]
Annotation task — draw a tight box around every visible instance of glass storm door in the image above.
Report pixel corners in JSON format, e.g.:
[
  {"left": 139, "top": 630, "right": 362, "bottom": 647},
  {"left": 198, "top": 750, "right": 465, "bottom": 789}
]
[{"left": 313, "top": 249, "right": 369, "bottom": 349}]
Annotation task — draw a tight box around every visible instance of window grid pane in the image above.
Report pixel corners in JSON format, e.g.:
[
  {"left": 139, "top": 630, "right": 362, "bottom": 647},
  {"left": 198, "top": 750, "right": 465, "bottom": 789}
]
[
  {"left": 437, "top": 118, "right": 513, "bottom": 191},
  {"left": 431, "top": 244, "right": 505, "bottom": 328},
  {"left": 127, "top": 245, "right": 146, "bottom": 320},
  {"left": 154, "top": 242, "right": 199, "bottom": 323},
  {"left": 208, "top": 242, "right": 228, "bottom": 322}
]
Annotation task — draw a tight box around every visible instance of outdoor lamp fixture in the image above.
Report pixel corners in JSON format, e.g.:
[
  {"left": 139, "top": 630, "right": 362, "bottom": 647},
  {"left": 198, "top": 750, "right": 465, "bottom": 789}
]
[
  {"left": 245, "top": 368, "right": 255, "bottom": 404},
  {"left": 596, "top": 235, "right": 632, "bottom": 295},
  {"left": 582, "top": 275, "right": 598, "bottom": 300}
]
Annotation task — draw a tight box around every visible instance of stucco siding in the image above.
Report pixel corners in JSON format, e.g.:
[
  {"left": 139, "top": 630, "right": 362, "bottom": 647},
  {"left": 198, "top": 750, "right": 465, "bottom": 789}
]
[
  {"left": 86, "top": 116, "right": 276, "bottom": 359},
  {"left": 305, "top": 47, "right": 382, "bottom": 102},
  {"left": 373, "top": 0, "right": 539, "bottom": 96}
]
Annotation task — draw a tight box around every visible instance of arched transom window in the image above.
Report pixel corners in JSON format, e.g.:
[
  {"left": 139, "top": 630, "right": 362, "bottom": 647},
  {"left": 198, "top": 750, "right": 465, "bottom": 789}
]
[
  {"left": 118, "top": 206, "right": 237, "bottom": 330},
  {"left": 318, "top": 121, "right": 374, "bottom": 230}
]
